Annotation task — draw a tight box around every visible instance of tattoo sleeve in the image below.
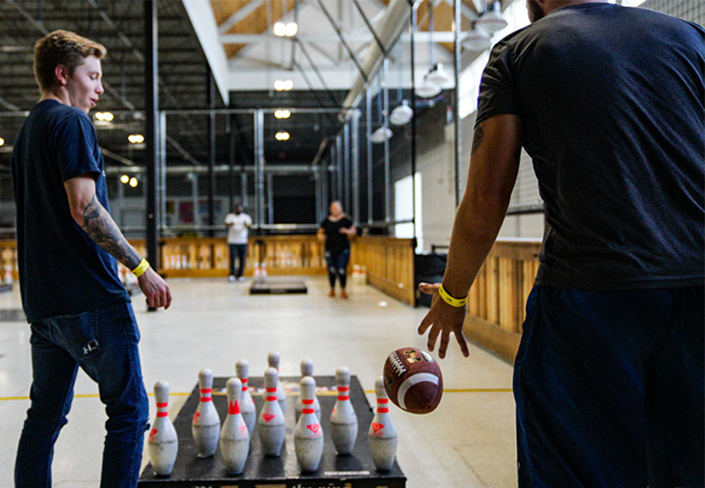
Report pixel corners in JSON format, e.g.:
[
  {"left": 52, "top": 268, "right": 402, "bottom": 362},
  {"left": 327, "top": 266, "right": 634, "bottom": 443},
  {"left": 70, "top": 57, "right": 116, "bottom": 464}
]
[
  {"left": 81, "top": 195, "right": 143, "bottom": 270},
  {"left": 471, "top": 126, "right": 485, "bottom": 156}
]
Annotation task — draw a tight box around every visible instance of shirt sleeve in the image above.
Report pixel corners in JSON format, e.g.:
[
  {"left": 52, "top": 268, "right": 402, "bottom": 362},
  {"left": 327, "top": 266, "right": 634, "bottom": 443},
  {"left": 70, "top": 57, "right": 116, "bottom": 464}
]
[
  {"left": 52, "top": 110, "right": 102, "bottom": 182},
  {"left": 245, "top": 215, "right": 252, "bottom": 225},
  {"left": 342, "top": 217, "right": 353, "bottom": 228},
  {"left": 475, "top": 39, "right": 521, "bottom": 127},
  {"left": 225, "top": 214, "right": 234, "bottom": 224}
]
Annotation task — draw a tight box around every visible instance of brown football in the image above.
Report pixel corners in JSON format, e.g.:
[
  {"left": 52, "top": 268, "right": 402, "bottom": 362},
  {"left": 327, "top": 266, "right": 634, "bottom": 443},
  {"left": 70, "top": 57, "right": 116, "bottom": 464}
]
[{"left": 383, "top": 347, "right": 443, "bottom": 414}]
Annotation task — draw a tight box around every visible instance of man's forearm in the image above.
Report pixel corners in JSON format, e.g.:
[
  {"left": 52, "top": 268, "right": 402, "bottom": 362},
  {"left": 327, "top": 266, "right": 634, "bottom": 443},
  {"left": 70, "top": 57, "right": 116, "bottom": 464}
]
[{"left": 81, "top": 194, "right": 143, "bottom": 270}]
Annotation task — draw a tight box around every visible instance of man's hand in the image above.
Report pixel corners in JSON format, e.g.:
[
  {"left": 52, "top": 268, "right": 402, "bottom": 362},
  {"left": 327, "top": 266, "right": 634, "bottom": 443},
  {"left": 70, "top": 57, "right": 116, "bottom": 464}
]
[
  {"left": 417, "top": 282, "right": 470, "bottom": 359},
  {"left": 138, "top": 267, "right": 172, "bottom": 309}
]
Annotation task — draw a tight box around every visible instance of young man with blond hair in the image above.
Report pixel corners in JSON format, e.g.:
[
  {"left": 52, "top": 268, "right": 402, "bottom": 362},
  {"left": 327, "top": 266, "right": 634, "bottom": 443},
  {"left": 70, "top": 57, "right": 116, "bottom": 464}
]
[{"left": 12, "top": 30, "right": 171, "bottom": 487}]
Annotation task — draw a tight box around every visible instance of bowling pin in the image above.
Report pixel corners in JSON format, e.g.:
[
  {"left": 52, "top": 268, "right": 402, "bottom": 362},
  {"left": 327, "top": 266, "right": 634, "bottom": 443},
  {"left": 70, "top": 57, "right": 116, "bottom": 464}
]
[
  {"left": 258, "top": 367, "right": 286, "bottom": 456},
  {"left": 236, "top": 359, "right": 256, "bottom": 436},
  {"left": 219, "top": 377, "right": 250, "bottom": 474},
  {"left": 295, "top": 358, "right": 321, "bottom": 422},
  {"left": 329, "top": 366, "right": 357, "bottom": 455},
  {"left": 294, "top": 376, "right": 324, "bottom": 472},
  {"left": 192, "top": 368, "right": 221, "bottom": 458},
  {"left": 147, "top": 381, "right": 178, "bottom": 476},
  {"left": 368, "top": 376, "right": 398, "bottom": 471},
  {"left": 267, "top": 351, "right": 287, "bottom": 413}
]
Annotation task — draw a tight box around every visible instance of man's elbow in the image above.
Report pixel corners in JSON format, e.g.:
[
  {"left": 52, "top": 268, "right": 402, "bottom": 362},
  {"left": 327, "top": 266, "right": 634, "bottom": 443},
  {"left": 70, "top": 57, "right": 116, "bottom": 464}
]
[{"left": 69, "top": 205, "right": 85, "bottom": 227}]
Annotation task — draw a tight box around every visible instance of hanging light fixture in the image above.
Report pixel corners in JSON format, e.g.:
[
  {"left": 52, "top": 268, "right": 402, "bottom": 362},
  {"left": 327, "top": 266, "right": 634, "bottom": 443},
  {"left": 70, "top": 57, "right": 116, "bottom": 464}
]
[
  {"left": 463, "top": 25, "right": 492, "bottom": 51},
  {"left": 370, "top": 126, "right": 393, "bottom": 143},
  {"left": 426, "top": 63, "right": 451, "bottom": 86},
  {"left": 390, "top": 100, "right": 414, "bottom": 126},
  {"left": 415, "top": 80, "right": 442, "bottom": 98},
  {"left": 476, "top": 1, "right": 508, "bottom": 34}
]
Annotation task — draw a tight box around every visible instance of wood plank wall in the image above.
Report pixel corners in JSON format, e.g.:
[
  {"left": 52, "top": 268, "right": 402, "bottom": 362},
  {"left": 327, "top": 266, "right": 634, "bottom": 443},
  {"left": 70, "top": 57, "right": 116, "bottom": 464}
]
[{"left": 350, "top": 236, "right": 416, "bottom": 306}]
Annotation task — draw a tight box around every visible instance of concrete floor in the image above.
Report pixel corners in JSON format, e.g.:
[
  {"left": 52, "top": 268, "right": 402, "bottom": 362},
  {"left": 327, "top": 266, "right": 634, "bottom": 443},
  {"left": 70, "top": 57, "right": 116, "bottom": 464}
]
[{"left": 0, "top": 277, "right": 517, "bottom": 487}]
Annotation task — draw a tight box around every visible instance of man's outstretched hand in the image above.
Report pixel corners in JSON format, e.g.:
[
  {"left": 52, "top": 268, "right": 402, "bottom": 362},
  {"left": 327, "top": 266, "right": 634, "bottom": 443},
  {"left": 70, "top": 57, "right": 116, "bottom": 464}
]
[
  {"left": 138, "top": 267, "right": 172, "bottom": 310},
  {"left": 417, "top": 282, "right": 470, "bottom": 359}
]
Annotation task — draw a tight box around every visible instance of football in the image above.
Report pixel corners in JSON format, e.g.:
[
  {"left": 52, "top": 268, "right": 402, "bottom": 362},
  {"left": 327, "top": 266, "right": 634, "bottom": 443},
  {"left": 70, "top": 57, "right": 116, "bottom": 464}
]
[{"left": 383, "top": 347, "right": 443, "bottom": 414}]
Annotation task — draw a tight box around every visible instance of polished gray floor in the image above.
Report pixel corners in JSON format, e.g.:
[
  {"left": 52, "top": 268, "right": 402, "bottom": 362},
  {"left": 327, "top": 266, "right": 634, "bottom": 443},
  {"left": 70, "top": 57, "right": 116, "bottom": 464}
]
[{"left": 0, "top": 277, "right": 517, "bottom": 487}]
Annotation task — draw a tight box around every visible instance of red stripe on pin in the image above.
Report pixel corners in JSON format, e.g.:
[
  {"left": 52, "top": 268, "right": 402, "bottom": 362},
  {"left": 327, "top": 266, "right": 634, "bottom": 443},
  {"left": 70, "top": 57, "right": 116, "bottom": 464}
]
[
  {"left": 200, "top": 388, "right": 212, "bottom": 394},
  {"left": 242, "top": 378, "right": 248, "bottom": 384},
  {"left": 338, "top": 386, "right": 349, "bottom": 392},
  {"left": 266, "top": 387, "right": 277, "bottom": 393},
  {"left": 378, "top": 408, "right": 389, "bottom": 413},
  {"left": 337, "top": 396, "right": 349, "bottom": 401},
  {"left": 303, "top": 399, "right": 314, "bottom": 405},
  {"left": 266, "top": 396, "right": 277, "bottom": 402},
  {"left": 302, "top": 408, "right": 314, "bottom": 415},
  {"left": 156, "top": 402, "right": 168, "bottom": 408},
  {"left": 200, "top": 397, "right": 212, "bottom": 402},
  {"left": 157, "top": 412, "right": 169, "bottom": 418},
  {"left": 228, "top": 401, "right": 240, "bottom": 415},
  {"left": 377, "top": 399, "right": 389, "bottom": 404}
]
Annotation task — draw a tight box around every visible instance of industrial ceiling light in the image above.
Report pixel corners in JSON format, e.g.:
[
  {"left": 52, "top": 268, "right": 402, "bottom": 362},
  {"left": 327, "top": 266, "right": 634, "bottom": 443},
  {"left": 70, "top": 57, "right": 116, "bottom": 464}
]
[
  {"left": 0, "top": 137, "right": 4, "bottom": 146},
  {"left": 120, "top": 174, "right": 130, "bottom": 184},
  {"left": 94, "top": 112, "right": 114, "bottom": 122},
  {"left": 274, "top": 79, "right": 293, "bottom": 91},
  {"left": 463, "top": 26, "right": 492, "bottom": 51},
  {"left": 127, "top": 134, "right": 145, "bottom": 144},
  {"left": 275, "top": 131, "right": 290, "bottom": 141},
  {"left": 274, "top": 21, "right": 298, "bottom": 37},
  {"left": 129, "top": 177, "right": 138, "bottom": 188},
  {"left": 390, "top": 100, "right": 413, "bottom": 126},
  {"left": 274, "top": 109, "right": 291, "bottom": 119},
  {"left": 425, "top": 63, "right": 451, "bottom": 86},
  {"left": 415, "top": 80, "right": 442, "bottom": 98},
  {"left": 370, "top": 126, "right": 393, "bottom": 143},
  {"left": 476, "top": 1, "right": 508, "bottom": 34}
]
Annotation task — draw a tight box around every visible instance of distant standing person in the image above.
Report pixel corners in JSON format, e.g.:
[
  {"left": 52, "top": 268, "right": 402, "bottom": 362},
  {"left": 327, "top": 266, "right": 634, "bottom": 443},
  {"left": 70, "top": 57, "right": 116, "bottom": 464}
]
[
  {"left": 225, "top": 204, "right": 252, "bottom": 282},
  {"left": 318, "top": 201, "right": 356, "bottom": 298}
]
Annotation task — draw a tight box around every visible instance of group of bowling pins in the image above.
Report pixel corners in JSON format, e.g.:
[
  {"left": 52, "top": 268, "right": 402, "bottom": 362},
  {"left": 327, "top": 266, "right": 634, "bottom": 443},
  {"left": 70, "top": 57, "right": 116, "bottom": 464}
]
[{"left": 147, "top": 352, "right": 398, "bottom": 477}]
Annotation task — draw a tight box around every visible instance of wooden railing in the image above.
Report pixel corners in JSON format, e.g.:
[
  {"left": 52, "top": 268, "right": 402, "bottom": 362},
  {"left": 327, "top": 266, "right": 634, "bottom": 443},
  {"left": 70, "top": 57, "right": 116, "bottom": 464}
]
[
  {"left": 463, "top": 239, "right": 542, "bottom": 362},
  {"left": 158, "top": 236, "right": 327, "bottom": 278},
  {"left": 350, "top": 236, "right": 416, "bottom": 306}
]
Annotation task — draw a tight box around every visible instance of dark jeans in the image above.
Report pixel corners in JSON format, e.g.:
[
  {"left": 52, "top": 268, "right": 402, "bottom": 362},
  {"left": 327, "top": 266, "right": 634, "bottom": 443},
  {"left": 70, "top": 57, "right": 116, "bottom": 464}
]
[
  {"left": 15, "top": 302, "right": 149, "bottom": 488},
  {"left": 514, "top": 286, "right": 704, "bottom": 487},
  {"left": 229, "top": 244, "right": 247, "bottom": 278},
  {"left": 325, "top": 249, "right": 350, "bottom": 290}
]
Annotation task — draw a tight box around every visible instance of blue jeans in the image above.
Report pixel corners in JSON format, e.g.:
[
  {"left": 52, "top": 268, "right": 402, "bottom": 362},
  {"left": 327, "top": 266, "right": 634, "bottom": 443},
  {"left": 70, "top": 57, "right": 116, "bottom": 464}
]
[
  {"left": 325, "top": 249, "right": 350, "bottom": 290},
  {"left": 514, "top": 286, "right": 704, "bottom": 487},
  {"left": 229, "top": 243, "right": 248, "bottom": 278},
  {"left": 15, "top": 302, "right": 149, "bottom": 488}
]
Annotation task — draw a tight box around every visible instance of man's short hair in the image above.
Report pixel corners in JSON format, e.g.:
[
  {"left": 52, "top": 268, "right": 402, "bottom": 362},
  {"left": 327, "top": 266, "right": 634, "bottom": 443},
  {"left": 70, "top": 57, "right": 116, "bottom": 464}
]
[{"left": 33, "top": 30, "right": 107, "bottom": 92}]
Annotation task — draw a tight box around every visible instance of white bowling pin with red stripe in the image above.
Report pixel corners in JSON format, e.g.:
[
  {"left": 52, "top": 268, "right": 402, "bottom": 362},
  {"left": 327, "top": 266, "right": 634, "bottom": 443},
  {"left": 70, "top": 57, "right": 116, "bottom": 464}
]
[
  {"left": 258, "top": 367, "right": 286, "bottom": 456},
  {"left": 192, "top": 368, "right": 221, "bottom": 458},
  {"left": 330, "top": 366, "right": 357, "bottom": 455},
  {"left": 236, "top": 359, "right": 256, "bottom": 436},
  {"left": 294, "top": 376, "right": 324, "bottom": 471},
  {"left": 295, "top": 359, "right": 321, "bottom": 422},
  {"left": 267, "top": 351, "right": 287, "bottom": 413},
  {"left": 147, "top": 381, "right": 178, "bottom": 476},
  {"left": 220, "top": 377, "right": 250, "bottom": 474},
  {"left": 368, "top": 376, "right": 398, "bottom": 471}
]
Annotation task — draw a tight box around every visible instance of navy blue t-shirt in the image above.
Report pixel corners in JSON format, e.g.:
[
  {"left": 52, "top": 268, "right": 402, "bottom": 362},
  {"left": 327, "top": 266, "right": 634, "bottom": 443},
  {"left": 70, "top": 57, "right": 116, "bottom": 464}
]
[
  {"left": 11, "top": 100, "right": 129, "bottom": 322},
  {"left": 476, "top": 3, "right": 705, "bottom": 290}
]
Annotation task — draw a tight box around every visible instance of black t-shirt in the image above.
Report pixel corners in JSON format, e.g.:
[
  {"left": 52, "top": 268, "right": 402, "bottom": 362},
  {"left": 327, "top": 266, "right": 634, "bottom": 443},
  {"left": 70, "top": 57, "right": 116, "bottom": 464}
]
[
  {"left": 11, "top": 100, "right": 129, "bottom": 322},
  {"left": 477, "top": 3, "right": 704, "bottom": 290},
  {"left": 320, "top": 216, "right": 353, "bottom": 254}
]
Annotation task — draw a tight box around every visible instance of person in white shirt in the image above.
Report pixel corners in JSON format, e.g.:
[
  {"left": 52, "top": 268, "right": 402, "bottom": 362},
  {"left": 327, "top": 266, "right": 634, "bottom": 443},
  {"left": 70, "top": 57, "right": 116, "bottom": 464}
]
[{"left": 224, "top": 204, "right": 252, "bottom": 282}]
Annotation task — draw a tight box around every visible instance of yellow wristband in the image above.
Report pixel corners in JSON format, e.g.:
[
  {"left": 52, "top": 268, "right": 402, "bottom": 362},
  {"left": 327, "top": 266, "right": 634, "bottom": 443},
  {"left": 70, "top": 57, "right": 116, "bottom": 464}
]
[
  {"left": 131, "top": 258, "right": 149, "bottom": 278},
  {"left": 438, "top": 284, "right": 468, "bottom": 308}
]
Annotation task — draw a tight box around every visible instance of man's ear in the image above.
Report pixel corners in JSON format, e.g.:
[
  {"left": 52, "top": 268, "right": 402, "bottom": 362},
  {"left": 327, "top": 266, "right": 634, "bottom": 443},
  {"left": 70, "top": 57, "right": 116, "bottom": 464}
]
[{"left": 54, "top": 64, "right": 70, "bottom": 86}]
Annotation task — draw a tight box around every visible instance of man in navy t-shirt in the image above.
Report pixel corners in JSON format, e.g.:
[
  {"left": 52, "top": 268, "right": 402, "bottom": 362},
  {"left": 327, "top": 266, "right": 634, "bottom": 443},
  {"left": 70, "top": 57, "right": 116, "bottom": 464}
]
[
  {"left": 418, "top": 1, "right": 703, "bottom": 485},
  {"left": 11, "top": 30, "right": 171, "bottom": 487}
]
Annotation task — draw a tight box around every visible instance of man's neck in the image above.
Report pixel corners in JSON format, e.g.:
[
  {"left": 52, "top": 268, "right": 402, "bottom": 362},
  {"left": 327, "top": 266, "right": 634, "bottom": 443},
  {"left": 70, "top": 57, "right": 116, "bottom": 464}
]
[{"left": 39, "top": 88, "right": 69, "bottom": 106}]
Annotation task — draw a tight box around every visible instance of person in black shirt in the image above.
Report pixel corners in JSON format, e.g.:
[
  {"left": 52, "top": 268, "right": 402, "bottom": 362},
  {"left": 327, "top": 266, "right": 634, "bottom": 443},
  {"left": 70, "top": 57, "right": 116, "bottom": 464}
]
[
  {"left": 417, "top": 1, "right": 703, "bottom": 486},
  {"left": 12, "top": 30, "right": 171, "bottom": 487},
  {"left": 318, "top": 201, "right": 355, "bottom": 298}
]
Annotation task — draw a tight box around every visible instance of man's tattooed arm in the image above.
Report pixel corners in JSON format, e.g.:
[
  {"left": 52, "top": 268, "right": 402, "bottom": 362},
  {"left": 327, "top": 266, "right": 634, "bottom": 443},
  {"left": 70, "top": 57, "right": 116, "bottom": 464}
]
[{"left": 81, "top": 194, "right": 143, "bottom": 270}]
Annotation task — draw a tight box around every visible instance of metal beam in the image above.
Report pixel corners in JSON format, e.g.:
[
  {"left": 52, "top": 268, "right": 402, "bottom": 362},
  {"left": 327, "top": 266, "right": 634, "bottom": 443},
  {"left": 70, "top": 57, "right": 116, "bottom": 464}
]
[
  {"left": 144, "top": 0, "right": 159, "bottom": 275},
  {"left": 219, "top": 32, "right": 467, "bottom": 43},
  {"left": 218, "top": 0, "right": 265, "bottom": 34}
]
